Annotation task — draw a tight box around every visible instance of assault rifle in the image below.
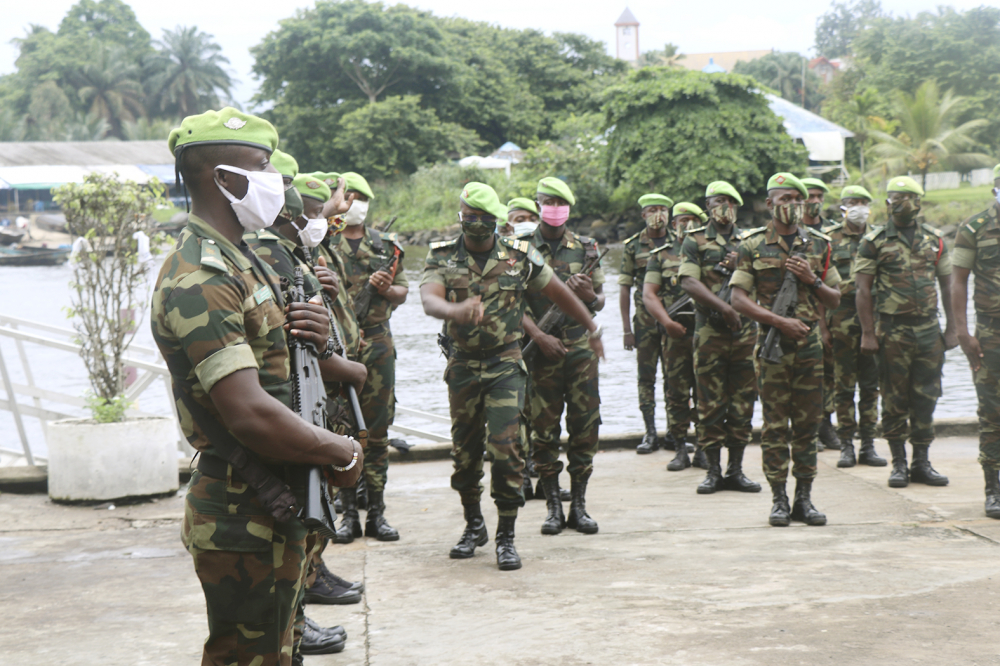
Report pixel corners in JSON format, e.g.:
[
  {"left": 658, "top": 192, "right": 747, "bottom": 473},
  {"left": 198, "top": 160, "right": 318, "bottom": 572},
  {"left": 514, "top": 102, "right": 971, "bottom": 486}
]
[
  {"left": 353, "top": 216, "right": 398, "bottom": 323},
  {"left": 707, "top": 264, "right": 734, "bottom": 325},
  {"left": 522, "top": 247, "right": 610, "bottom": 363},
  {"left": 758, "top": 252, "right": 804, "bottom": 364}
]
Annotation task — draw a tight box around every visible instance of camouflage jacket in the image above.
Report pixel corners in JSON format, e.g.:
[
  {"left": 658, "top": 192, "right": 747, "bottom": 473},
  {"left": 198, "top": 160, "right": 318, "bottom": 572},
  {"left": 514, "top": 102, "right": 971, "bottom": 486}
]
[
  {"left": 330, "top": 226, "right": 408, "bottom": 329},
  {"left": 731, "top": 223, "right": 841, "bottom": 324},
  {"left": 641, "top": 231, "right": 686, "bottom": 310},
  {"left": 619, "top": 228, "right": 671, "bottom": 310},
  {"left": 245, "top": 229, "right": 323, "bottom": 300},
  {"left": 316, "top": 241, "right": 361, "bottom": 359},
  {"left": 854, "top": 219, "right": 951, "bottom": 318},
  {"left": 953, "top": 205, "right": 1000, "bottom": 317},
  {"left": 151, "top": 215, "right": 290, "bottom": 458},
  {"left": 421, "top": 234, "right": 553, "bottom": 357},
  {"left": 678, "top": 222, "right": 752, "bottom": 316},
  {"left": 522, "top": 227, "right": 605, "bottom": 323}
]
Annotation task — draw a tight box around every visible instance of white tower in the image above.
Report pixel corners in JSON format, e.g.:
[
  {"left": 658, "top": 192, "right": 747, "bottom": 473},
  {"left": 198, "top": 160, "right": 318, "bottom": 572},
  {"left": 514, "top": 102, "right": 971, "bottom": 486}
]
[{"left": 615, "top": 8, "right": 640, "bottom": 62}]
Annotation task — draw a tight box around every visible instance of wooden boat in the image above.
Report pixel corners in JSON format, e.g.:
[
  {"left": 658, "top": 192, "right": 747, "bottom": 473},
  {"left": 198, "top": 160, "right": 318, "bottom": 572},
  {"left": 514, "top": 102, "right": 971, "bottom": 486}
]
[
  {"left": 0, "top": 229, "right": 25, "bottom": 246},
  {"left": 0, "top": 246, "right": 71, "bottom": 266}
]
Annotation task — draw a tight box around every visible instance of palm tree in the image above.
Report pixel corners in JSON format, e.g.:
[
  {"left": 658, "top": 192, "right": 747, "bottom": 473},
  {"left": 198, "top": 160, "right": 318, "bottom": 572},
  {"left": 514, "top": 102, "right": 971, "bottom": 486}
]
[
  {"left": 72, "top": 46, "right": 146, "bottom": 139},
  {"left": 639, "top": 44, "right": 685, "bottom": 68},
  {"left": 867, "top": 80, "right": 993, "bottom": 190},
  {"left": 835, "top": 87, "right": 890, "bottom": 177},
  {"left": 146, "top": 26, "right": 233, "bottom": 117}
]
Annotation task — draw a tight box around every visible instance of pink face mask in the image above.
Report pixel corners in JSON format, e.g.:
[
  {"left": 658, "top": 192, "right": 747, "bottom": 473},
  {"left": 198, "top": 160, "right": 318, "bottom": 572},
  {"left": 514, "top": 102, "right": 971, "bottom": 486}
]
[{"left": 540, "top": 204, "right": 570, "bottom": 227}]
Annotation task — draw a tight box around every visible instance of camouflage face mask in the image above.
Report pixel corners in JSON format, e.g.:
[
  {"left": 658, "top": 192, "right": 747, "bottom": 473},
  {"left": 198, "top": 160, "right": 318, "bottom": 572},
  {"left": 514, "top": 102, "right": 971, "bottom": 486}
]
[
  {"left": 460, "top": 214, "right": 496, "bottom": 242},
  {"left": 890, "top": 198, "right": 920, "bottom": 222},
  {"left": 805, "top": 202, "right": 822, "bottom": 218},
  {"left": 646, "top": 210, "right": 668, "bottom": 230},
  {"left": 773, "top": 202, "right": 804, "bottom": 226},
  {"left": 709, "top": 204, "right": 736, "bottom": 225}
]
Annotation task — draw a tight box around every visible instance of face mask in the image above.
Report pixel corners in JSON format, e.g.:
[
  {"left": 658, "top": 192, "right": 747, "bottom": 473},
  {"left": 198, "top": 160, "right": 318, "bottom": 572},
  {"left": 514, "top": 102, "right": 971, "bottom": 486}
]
[
  {"left": 805, "top": 202, "right": 822, "bottom": 218},
  {"left": 845, "top": 205, "right": 870, "bottom": 226},
  {"left": 214, "top": 165, "right": 285, "bottom": 232},
  {"left": 540, "top": 204, "right": 570, "bottom": 227},
  {"left": 889, "top": 198, "right": 920, "bottom": 222},
  {"left": 646, "top": 211, "right": 668, "bottom": 230},
  {"left": 344, "top": 200, "right": 369, "bottom": 226},
  {"left": 278, "top": 187, "right": 304, "bottom": 224},
  {"left": 709, "top": 204, "right": 736, "bottom": 225},
  {"left": 458, "top": 213, "right": 496, "bottom": 242},
  {"left": 295, "top": 217, "right": 328, "bottom": 248},
  {"left": 773, "top": 202, "right": 804, "bottom": 226}
]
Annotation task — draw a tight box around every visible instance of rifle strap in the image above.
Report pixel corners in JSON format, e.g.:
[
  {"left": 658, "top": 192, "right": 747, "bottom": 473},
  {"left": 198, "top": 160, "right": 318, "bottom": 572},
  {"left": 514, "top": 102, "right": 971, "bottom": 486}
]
[{"left": 822, "top": 242, "right": 831, "bottom": 280}]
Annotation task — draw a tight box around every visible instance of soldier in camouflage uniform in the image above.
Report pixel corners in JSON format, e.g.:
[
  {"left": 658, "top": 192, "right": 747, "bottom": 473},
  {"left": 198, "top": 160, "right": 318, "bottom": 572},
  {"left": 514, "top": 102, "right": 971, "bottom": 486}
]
[
  {"left": 152, "top": 109, "right": 362, "bottom": 666},
  {"left": 619, "top": 193, "right": 673, "bottom": 453},
  {"left": 856, "top": 176, "right": 957, "bottom": 489},
  {"left": 523, "top": 177, "right": 605, "bottom": 537},
  {"left": 502, "top": 197, "right": 539, "bottom": 237},
  {"left": 420, "top": 182, "right": 604, "bottom": 570},
  {"left": 822, "top": 185, "right": 886, "bottom": 468},
  {"left": 731, "top": 173, "right": 841, "bottom": 527},
  {"left": 952, "top": 164, "right": 1000, "bottom": 519},
  {"left": 329, "top": 172, "right": 406, "bottom": 541},
  {"left": 675, "top": 185, "right": 761, "bottom": 492}
]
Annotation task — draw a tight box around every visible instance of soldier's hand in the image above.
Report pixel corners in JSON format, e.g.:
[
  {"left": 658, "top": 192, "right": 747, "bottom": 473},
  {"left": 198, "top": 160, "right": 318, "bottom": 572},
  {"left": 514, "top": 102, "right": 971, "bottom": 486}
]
[
  {"left": 958, "top": 332, "right": 984, "bottom": 372},
  {"left": 723, "top": 251, "right": 739, "bottom": 270},
  {"left": 344, "top": 359, "right": 368, "bottom": 394},
  {"left": 567, "top": 274, "right": 596, "bottom": 303},
  {"left": 860, "top": 331, "right": 879, "bottom": 355},
  {"left": 785, "top": 255, "right": 817, "bottom": 284},
  {"left": 314, "top": 256, "right": 340, "bottom": 300},
  {"left": 623, "top": 332, "right": 635, "bottom": 351},
  {"left": 453, "top": 296, "right": 484, "bottom": 325},
  {"left": 664, "top": 319, "right": 687, "bottom": 339},
  {"left": 285, "top": 298, "right": 332, "bottom": 353},
  {"left": 721, "top": 305, "right": 742, "bottom": 331},
  {"left": 588, "top": 335, "right": 605, "bottom": 360},
  {"left": 943, "top": 327, "right": 959, "bottom": 352},
  {"left": 536, "top": 332, "right": 567, "bottom": 360},
  {"left": 369, "top": 269, "right": 394, "bottom": 296},
  {"left": 776, "top": 316, "right": 810, "bottom": 341},
  {"left": 327, "top": 436, "right": 364, "bottom": 488}
]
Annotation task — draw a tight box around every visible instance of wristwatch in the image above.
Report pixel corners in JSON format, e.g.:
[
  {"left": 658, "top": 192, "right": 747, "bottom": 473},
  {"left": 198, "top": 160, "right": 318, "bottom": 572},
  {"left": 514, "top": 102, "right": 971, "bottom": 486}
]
[
  {"left": 811, "top": 276, "right": 823, "bottom": 290},
  {"left": 586, "top": 296, "right": 600, "bottom": 311}
]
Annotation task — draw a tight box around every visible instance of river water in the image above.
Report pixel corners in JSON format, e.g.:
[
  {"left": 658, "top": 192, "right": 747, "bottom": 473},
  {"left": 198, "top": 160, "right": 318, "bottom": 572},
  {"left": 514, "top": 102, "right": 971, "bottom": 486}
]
[{"left": 0, "top": 244, "right": 979, "bottom": 459}]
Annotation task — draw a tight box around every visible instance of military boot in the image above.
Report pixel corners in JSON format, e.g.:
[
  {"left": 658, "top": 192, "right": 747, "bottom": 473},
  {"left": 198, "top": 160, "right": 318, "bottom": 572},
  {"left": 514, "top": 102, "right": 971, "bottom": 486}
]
[
  {"left": 299, "top": 616, "right": 347, "bottom": 655},
  {"left": 818, "top": 414, "right": 841, "bottom": 450},
  {"left": 495, "top": 515, "right": 522, "bottom": 571},
  {"left": 636, "top": 409, "right": 659, "bottom": 454},
  {"left": 768, "top": 482, "right": 791, "bottom": 527},
  {"left": 857, "top": 437, "right": 887, "bottom": 466},
  {"left": 983, "top": 467, "right": 1000, "bottom": 520},
  {"left": 333, "top": 489, "right": 344, "bottom": 514},
  {"left": 537, "top": 474, "right": 571, "bottom": 502},
  {"left": 837, "top": 438, "right": 857, "bottom": 468},
  {"left": 355, "top": 476, "right": 368, "bottom": 511},
  {"left": 566, "top": 478, "right": 598, "bottom": 534},
  {"left": 815, "top": 436, "right": 825, "bottom": 453},
  {"left": 364, "top": 490, "right": 400, "bottom": 541},
  {"left": 691, "top": 444, "right": 709, "bottom": 470},
  {"left": 333, "top": 485, "right": 362, "bottom": 544},
  {"left": 539, "top": 475, "right": 566, "bottom": 535},
  {"left": 790, "top": 477, "right": 827, "bottom": 525},
  {"left": 722, "top": 445, "right": 761, "bottom": 492},
  {"left": 666, "top": 437, "right": 691, "bottom": 471},
  {"left": 449, "top": 503, "right": 488, "bottom": 559},
  {"left": 696, "top": 448, "right": 724, "bottom": 494},
  {"left": 661, "top": 431, "right": 678, "bottom": 452},
  {"left": 521, "top": 471, "right": 534, "bottom": 501},
  {"left": 910, "top": 444, "right": 949, "bottom": 486},
  {"left": 887, "top": 440, "right": 909, "bottom": 488}
]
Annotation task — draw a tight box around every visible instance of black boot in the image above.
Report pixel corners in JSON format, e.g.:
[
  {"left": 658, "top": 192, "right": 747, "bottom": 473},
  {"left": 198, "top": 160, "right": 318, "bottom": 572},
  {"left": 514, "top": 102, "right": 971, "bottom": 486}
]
[
  {"left": 636, "top": 410, "right": 659, "bottom": 454},
  {"left": 910, "top": 444, "right": 949, "bottom": 486},
  {"left": 333, "top": 485, "right": 362, "bottom": 544},
  {"left": 449, "top": 503, "right": 488, "bottom": 559},
  {"left": 722, "top": 446, "right": 761, "bottom": 492},
  {"left": 534, "top": 474, "right": 571, "bottom": 502},
  {"left": 495, "top": 515, "right": 522, "bottom": 571},
  {"left": 818, "top": 414, "right": 841, "bottom": 450},
  {"left": 790, "top": 477, "right": 827, "bottom": 525},
  {"left": 696, "top": 448, "right": 724, "bottom": 494},
  {"left": 769, "top": 482, "right": 790, "bottom": 527},
  {"left": 355, "top": 476, "right": 368, "bottom": 511},
  {"left": 540, "top": 475, "right": 566, "bottom": 535},
  {"left": 333, "top": 488, "right": 344, "bottom": 514},
  {"left": 558, "top": 474, "right": 572, "bottom": 502},
  {"left": 666, "top": 437, "right": 691, "bottom": 471},
  {"left": 691, "top": 444, "right": 709, "bottom": 470},
  {"left": 566, "top": 478, "right": 598, "bottom": 534},
  {"left": 887, "top": 440, "right": 909, "bottom": 488},
  {"left": 304, "top": 564, "right": 363, "bottom": 605},
  {"left": 315, "top": 561, "right": 364, "bottom": 594},
  {"left": 521, "top": 471, "right": 534, "bottom": 501},
  {"left": 984, "top": 467, "right": 1000, "bottom": 520},
  {"left": 858, "top": 437, "right": 887, "bottom": 466},
  {"left": 837, "top": 439, "right": 857, "bottom": 468},
  {"left": 299, "top": 616, "right": 347, "bottom": 655},
  {"left": 815, "top": 436, "right": 825, "bottom": 453},
  {"left": 364, "top": 490, "right": 400, "bottom": 541},
  {"left": 661, "top": 431, "right": 677, "bottom": 452}
]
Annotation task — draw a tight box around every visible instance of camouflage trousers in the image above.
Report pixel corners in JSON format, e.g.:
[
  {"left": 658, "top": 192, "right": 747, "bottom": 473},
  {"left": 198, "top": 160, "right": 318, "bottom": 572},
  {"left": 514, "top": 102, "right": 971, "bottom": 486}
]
[
  {"left": 183, "top": 470, "right": 308, "bottom": 666},
  {"left": 822, "top": 328, "right": 835, "bottom": 416},
  {"left": 529, "top": 337, "right": 601, "bottom": 483},
  {"left": 694, "top": 317, "right": 756, "bottom": 452},
  {"left": 663, "top": 315, "right": 698, "bottom": 441},
  {"left": 973, "top": 317, "right": 1000, "bottom": 471},
  {"left": 829, "top": 301, "right": 879, "bottom": 441},
  {"left": 876, "top": 318, "right": 944, "bottom": 445},
  {"left": 634, "top": 308, "right": 666, "bottom": 417},
  {"left": 357, "top": 328, "right": 395, "bottom": 492},
  {"left": 446, "top": 355, "right": 526, "bottom": 514},
  {"left": 293, "top": 532, "right": 324, "bottom": 651},
  {"left": 755, "top": 325, "right": 823, "bottom": 483}
]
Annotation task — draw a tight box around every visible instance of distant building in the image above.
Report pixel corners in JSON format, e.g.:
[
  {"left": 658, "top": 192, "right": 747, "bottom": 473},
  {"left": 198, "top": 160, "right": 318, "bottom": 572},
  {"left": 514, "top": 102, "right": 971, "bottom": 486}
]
[
  {"left": 702, "top": 58, "right": 726, "bottom": 74},
  {"left": 615, "top": 8, "right": 640, "bottom": 62},
  {"left": 679, "top": 49, "right": 774, "bottom": 73},
  {"left": 809, "top": 56, "right": 850, "bottom": 85}
]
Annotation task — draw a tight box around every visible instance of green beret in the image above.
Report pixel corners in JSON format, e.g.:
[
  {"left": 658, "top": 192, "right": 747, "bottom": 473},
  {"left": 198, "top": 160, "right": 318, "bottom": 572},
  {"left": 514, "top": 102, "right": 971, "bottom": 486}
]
[
  {"left": 840, "top": 185, "right": 874, "bottom": 201},
  {"left": 292, "top": 173, "right": 331, "bottom": 203},
  {"left": 886, "top": 176, "right": 924, "bottom": 196},
  {"left": 638, "top": 193, "right": 674, "bottom": 209},
  {"left": 537, "top": 177, "right": 576, "bottom": 206},
  {"left": 311, "top": 172, "right": 339, "bottom": 186},
  {"left": 341, "top": 171, "right": 374, "bottom": 200},
  {"left": 270, "top": 150, "right": 298, "bottom": 179},
  {"left": 767, "top": 172, "right": 808, "bottom": 198},
  {"left": 507, "top": 197, "right": 539, "bottom": 215},
  {"left": 168, "top": 107, "right": 279, "bottom": 156},
  {"left": 672, "top": 202, "right": 708, "bottom": 223},
  {"left": 704, "top": 181, "right": 744, "bottom": 206},
  {"left": 461, "top": 182, "right": 508, "bottom": 221},
  {"left": 801, "top": 177, "right": 830, "bottom": 194},
  {"left": 992, "top": 163, "right": 999, "bottom": 180}
]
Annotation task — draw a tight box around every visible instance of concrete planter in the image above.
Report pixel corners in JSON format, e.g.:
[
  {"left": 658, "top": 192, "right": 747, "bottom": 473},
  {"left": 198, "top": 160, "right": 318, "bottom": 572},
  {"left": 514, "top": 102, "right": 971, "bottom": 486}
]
[{"left": 47, "top": 416, "right": 179, "bottom": 501}]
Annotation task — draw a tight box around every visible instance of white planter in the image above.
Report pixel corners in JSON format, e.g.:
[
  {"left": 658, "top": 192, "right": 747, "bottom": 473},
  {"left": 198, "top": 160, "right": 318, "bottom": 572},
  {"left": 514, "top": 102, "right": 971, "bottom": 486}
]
[{"left": 47, "top": 416, "right": 179, "bottom": 501}]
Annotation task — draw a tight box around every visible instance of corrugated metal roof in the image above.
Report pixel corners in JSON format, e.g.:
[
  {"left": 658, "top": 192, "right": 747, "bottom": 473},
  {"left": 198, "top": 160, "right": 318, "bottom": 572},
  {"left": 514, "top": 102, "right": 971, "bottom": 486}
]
[
  {"left": 0, "top": 164, "right": 165, "bottom": 189},
  {"left": 765, "top": 94, "right": 854, "bottom": 139},
  {"left": 0, "top": 141, "right": 173, "bottom": 167}
]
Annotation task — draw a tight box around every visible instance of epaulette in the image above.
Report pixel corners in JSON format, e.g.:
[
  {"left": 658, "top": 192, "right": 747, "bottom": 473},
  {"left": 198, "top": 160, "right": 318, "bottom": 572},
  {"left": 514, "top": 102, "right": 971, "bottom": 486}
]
[
  {"left": 380, "top": 231, "right": 400, "bottom": 242},
  {"left": 200, "top": 238, "right": 228, "bottom": 274},
  {"left": 862, "top": 226, "right": 885, "bottom": 243},
  {"left": 963, "top": 210, "right": 993, "bottom": 235},
  {"left": 429, "top": 238, "right": 458, "bottom": 250},
  {"left": 741, "top": 226, "right": 767, "bottom": 238},
  {"left": 806, "top": 226, "right": 832, "bottom": 242},
  {"left": 624, "top": 231, "right": 642, "bottom": 244},
  {"left": 515, "top": 230, "right": 535, "bottom": 240},
  {"left": 821, "top": 221, "right": 844, "bottom": 234},
  {"left": 500, "top": 235, "right": 544, "bottom": 266},
  {"left": 921, "top": 223, "right": 943, "bottom": 238},
  {"left": 649, "top": 243, "right": 673, "bottom": 255},
  {"left": 686, "top": 225, "right": 707, "bottom": 235}
]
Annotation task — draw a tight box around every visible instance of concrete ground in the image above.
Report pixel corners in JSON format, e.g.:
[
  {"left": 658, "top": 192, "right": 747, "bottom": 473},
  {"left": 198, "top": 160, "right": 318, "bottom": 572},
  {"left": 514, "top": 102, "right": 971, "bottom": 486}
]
[{"left": 2, "top": 436, "right": 999, "bottom": 666}]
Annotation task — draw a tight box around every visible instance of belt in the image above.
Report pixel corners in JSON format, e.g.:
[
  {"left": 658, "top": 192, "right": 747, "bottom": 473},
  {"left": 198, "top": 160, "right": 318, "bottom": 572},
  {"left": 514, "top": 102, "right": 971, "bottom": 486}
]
[
  {"left": 976, "top": 313, "right": 1000, "bottom": 328},
  {"left": 553, "top": 324, "right": 586, "bottom": 339},
  {"left": 362, "top": 322, "right": 388, "bottom": 338},
  {"left": 196, "top": 452, "right": 293, "bottom": 485},
  {"left": 451, "top": 340, "right": 519, "bottom": 361},
  {"left": 879, "top": 313, "right": 934, "bottom": 326}
]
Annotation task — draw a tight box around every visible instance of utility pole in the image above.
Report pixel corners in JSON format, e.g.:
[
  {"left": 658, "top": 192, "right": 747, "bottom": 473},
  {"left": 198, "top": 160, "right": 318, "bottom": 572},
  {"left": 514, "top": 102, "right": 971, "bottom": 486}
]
[{"left": 801, "top": 58, "right": 806, "bottom": 108}]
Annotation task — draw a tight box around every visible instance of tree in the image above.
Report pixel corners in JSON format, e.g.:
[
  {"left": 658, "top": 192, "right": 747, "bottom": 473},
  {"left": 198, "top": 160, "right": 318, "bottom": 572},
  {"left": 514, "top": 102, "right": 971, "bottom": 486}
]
[
  {"left": 57, "top": 0, "right": 152, "bottom": 54},
  {"left": 822, "top": 85, "right": 894, "bottom": 177},
  {"left": 145, "top": 26, "right": 233, "bottom": 116},
  {"left": 70, "top": 45, "right": 146, "bottom": 139},
  {"left": 814, "top": 0, "right": 884, "bottom": 58},
  {"left": 733, "top": 52, "right": 824, "bottom": 111},
  {"left": 638, "top": 43, "right": 685, "bottom": 68}
]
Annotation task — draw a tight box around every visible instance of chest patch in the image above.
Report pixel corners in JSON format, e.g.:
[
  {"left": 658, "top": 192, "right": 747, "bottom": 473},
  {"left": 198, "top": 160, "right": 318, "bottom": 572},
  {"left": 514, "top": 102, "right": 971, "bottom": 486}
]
[{"left": 252, "top": 285, "right": 274, "bottom": 305}]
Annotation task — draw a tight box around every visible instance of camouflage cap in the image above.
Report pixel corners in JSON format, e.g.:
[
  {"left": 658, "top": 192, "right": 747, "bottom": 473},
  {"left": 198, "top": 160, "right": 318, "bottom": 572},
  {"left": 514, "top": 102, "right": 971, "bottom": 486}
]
[
  {"left": 293, "top": 173, "right": 331, "bottom": 203},
  {"left": 673, "top": 202, "right": 708, "bottom": 222},
  {"left": 461, "top": 182, "right": 508, "bottom": 220},
  {"left": 767, "top": 172, "right": 808, "bottom": 198},
  {"left": 638, "top": 193, "right": 674, "bottom": 209},
  {"left": 886, "top": 175, "right": 924, "bottom": 196},
  {"left": 704, "top": 181, "right": 744, "bottom": 206},
  {"left": 507, "top": 197, "right": 539, "bottom": 215},
  {"left": 801, "top": 177, "right": 830, "bottom": 194},
  {"left": 168, "top": 107, "right": 279, "bottom": 156},
  {"left": 840, "top": 185, "right": 874, "bottom": 201},
  {"left": 270, "top": 149, "right": 299, "bottom": 179},
  {"left": 537, "top": 177, "right": 576, "bottom": 206},
  {"left": 341, "top": 172, "right": 374, "bottom": 199}
]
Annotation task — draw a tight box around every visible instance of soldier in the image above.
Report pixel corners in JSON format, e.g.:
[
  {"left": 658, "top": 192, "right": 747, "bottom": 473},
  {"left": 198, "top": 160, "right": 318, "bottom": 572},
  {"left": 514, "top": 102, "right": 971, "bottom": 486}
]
[
  {"left": 420, "top": 182, "right": 604, "bottom": 570},
  {"left": 730, "top": 172, "right": 841, "bottom": 527},
  {"left": 503, "top": 197, "right": 539, "bottom": 237},
  {"left": 952, "top": 164, "right": 1000, "bottom": 519},
  {"left": 823, "top": 185, "right": 886, "bottom": 468},
  {"left": 620, "top": 193, "right": 674, "bottom": 454},
  {"left": 328, "top": 172, "right": 406, "bottom": 541},
  {"left": 522, "top": 177, "right": 605, "bottom": 536},
  {"left": 152, "top": 109, "right": 362, "bottom": 665},
  {"left": 673, "top": 185, "right": 760, "bottom": 490},
  {"left": 856, "top": 176, "right": 958, "bottom": 488}
]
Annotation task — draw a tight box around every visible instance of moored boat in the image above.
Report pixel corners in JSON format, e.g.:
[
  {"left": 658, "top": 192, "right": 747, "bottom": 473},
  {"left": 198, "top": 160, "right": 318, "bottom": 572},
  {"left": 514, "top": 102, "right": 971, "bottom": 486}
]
[{"left": 0, "top": 246, "right": 71, "bottom": 266}]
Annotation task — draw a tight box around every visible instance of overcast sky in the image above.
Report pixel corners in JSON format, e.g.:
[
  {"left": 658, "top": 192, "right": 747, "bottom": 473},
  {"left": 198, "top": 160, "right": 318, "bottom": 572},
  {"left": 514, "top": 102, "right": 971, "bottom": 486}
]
[{"left": 0, "top": 0, "right": 986, "bottom": 110}]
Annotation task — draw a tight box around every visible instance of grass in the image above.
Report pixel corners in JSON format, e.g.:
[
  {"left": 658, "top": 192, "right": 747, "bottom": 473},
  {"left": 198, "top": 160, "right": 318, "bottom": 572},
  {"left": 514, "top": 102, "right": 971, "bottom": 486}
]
[
  {"left": 151, "top": 206, "right": 184, "bottom": 223},
  {"left": 922, "top": 185, "right": 992, "bottom": 203}
]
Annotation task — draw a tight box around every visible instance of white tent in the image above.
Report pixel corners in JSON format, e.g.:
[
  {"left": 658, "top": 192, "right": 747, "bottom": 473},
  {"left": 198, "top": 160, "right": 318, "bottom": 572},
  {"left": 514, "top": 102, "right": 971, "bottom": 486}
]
[{"left": 457, "top": 155, "right": 512, "bottom": 176}]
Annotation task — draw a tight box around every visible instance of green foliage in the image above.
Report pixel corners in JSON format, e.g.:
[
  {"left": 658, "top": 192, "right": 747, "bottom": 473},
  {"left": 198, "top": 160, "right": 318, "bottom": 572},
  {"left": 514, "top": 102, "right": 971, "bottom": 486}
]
[
  {"left": 144, "top": 26, "right": 234, "bottom": 117},
  {"left": 638, "top": 44, "right": 685, "bottom": 69},
  {"left": 814, "top": 0, "right": 885, "bottom": 59},
  {"left": 733, "top": 51, "right": 825, "bottom": 112},
  {"left": 84, "top": 392, "right": 133, "bottom": 424}
]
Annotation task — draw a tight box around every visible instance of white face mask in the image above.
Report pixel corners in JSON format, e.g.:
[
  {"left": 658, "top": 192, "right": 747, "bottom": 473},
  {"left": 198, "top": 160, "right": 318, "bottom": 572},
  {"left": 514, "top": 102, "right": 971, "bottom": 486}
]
[
  {"left": 214, "top": 165, "right": 286, "bottom": 232},
  {"left": 845, "top": 205, "right": 871, "bottom": 226},
  {"left": 343, "top": 200, "right": 369, "bottom": 226},
  {"left": 296, "top": 217, "right": 328, "bottom": 248}
]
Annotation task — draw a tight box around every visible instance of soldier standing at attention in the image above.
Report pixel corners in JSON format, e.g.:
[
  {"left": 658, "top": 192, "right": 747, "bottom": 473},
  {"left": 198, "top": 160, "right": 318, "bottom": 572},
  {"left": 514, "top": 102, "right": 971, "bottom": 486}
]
[
  {"left": 855, "top": 176, "right": 957, "bottom": 488},
  {"left": 523, "top": 177, "right": 605, "bottom": 536},
  {"left": 620, "top": 193, "right": 674, "bottom": 454},
  {"left": 329, "top": 172, "right": 406, "bottom": 541},
  {"left": 152, "top": 109, "right": 363, "bottom": 665},
  {"left": 823, "top": 185, "right": 886, "bottom": 469},
  {"left": 503, "top": 197, "right": 540, "bottom": 237},
  {"left": 730, "top": 173, "right": 841, "bottom": 527},
  {"left": 420, "top": 182, "right": 604, "bottom": 570},
  {"left": 674, "top": 184, "right": 760, "bottom": 490},
  {"left": 952, "top": 164, "right": 1000, "bottom": 519}
]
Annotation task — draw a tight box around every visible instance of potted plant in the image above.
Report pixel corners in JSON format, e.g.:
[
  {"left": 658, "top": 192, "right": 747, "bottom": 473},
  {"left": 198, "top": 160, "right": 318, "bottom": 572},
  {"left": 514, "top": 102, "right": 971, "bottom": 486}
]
[{"left": 46, "top": 172, "right": 178, "bottom": 501}]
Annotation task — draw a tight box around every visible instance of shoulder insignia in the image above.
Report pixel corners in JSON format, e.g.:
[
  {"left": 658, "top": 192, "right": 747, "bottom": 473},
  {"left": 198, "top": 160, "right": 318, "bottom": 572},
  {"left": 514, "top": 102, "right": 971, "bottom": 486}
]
[
  {"left": 806, "top": 227, "right": 832, "bottom": 242},
  {"left": 964, "top": 212, "right": 991, "bottom": 235},
  {"left": 741, "top": 226, "right": 767, "bottom": 238},
  {"left": 862, "top": 227, "right": 885, "bottom": 243},
  {"left": 255, "top": 228, "right": 282, "bottom": 242},
  {"left": 624, "top": 231, "right": 642, "bottom": 244},
  {"left": 200, "top": 239, "right": 228, "bottom": 274},
  {"left": 526, "top": 245, "right": 545, "bottom": 267},
  {"left": 649, "top": 244, "right": 672, "bottom": 255},
  {"left": 821, "top": 221, "right": 844, "bottom": 233},
  {"left": 515, "top": 230, "right": 535, "bottom": 240},
  {"left": 429, "top": 238, "right": 458, "bottom": 250},
  {"left": 686, "top": 225, "right": 707, "bottom": 235},
  {"left": 921, "top": 223, "right": 943, "bottom": 238}
]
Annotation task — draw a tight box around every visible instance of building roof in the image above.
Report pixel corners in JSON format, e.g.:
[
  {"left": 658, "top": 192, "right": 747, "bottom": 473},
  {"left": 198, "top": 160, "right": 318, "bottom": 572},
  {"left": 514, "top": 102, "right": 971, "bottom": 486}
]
[
  {"left": 702, "top": 58, "right": 726, "bottom": 74},
  {"left": 679, "top": 50, "right": 773, "bottom": 73},
  {"left": 765, "top": 94, "right": 854, "bottom": 140},
  {"left": 0, "top": 141, "right": 172, "bottom": 167},
  {"left": 615, "top": 7, "right": 639, "bottom": 25}
]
